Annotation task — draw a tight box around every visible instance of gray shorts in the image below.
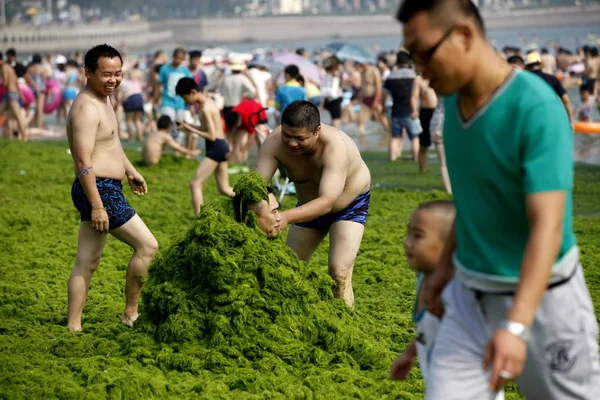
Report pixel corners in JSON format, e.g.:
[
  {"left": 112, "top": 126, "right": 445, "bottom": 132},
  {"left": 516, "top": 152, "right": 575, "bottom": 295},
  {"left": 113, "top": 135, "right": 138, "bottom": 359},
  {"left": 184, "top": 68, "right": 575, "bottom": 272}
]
[{"left": 426, "top": 265, "right": 600, "bottom": 400}]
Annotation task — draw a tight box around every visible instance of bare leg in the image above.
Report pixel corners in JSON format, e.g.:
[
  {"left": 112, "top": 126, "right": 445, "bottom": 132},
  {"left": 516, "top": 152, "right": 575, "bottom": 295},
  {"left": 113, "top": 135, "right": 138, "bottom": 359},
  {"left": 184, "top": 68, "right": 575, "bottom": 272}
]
[
  {"left": 67, "top": 222, "right": 109, "bottom": 332},
  {"left": 332, "top": 118, "right": 341, "bottom": 129},
  {"left": 110, "top": 214, "right": 159, "bottom": 327},
  {"left": 435, "top": 142, "right": 452, "bottom": 194},
  {"left": 35, "top": 94, "right": 45, "bottom": 129},
  {"left": 389, "top": 137, "right": 402, "bottom": 162},
  {"left": 125, "top": 113, "right": 135, "bottom": 141},
  {"left": 8, "top": 100, "right": 28, "bottom": 141},
  {"left": 190, "top": 157, "right": 220, "bottom": 215},
  {"left": 419, "top": 146, "right": 429, "bottom": 173},
  {"left": 214, "top": 162, "right": 235, "bottom": 197},
  {"left": 135, "top": 111, "right": 144, "bottom": 141},
  {"left": 411, "top": 137, "right": 420, "bottom": 162},
  {"left": 357, "top": 106, "right": 370, "bottom": 137},
  {"left": 328, "top": 221, "right": 365, "bottom": 307},
  {"left": 285, "top": 225, "right": 328, "bottom": 262}
]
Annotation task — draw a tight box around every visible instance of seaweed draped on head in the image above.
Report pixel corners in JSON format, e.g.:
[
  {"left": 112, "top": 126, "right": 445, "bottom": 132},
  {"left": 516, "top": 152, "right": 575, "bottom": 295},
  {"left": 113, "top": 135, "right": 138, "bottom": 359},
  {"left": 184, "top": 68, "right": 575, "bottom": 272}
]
[{"left": 232, "top": 172, "right": 270, "bottom": 228}]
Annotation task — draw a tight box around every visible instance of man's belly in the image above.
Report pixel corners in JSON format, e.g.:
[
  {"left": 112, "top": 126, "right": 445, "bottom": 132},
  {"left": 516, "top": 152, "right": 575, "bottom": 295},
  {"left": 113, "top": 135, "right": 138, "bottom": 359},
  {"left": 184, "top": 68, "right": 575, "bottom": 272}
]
[{"left": 91, "top": 152, "right": 126, "bottom": 180}]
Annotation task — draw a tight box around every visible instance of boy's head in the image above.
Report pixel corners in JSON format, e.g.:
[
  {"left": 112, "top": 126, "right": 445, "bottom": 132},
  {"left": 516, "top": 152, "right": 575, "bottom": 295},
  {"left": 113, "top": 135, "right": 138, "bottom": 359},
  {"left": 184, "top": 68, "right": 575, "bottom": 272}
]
[
  {"left": 507, "top": 55, "right": 525, "bottom": 69},
  {"left": 404, "top": 200, "right": 455, "bottom": 274},
  {"left": 284, "top": 64, "right": 300, "bottom": 82},
  {"left": 175, "top": 77, "right": 202, "bottom": 104},
  {"left": 580, "top": 86, "right": 590, "bottom": 102},
  {"left": 224, "top": 110, "right": 242, "bottom": 132},
  {"left": 189, "top": 50, "right": 202, "bottom": 69},
  {"left": 157, "top": 115, "right": 173, "bottom": 131}
]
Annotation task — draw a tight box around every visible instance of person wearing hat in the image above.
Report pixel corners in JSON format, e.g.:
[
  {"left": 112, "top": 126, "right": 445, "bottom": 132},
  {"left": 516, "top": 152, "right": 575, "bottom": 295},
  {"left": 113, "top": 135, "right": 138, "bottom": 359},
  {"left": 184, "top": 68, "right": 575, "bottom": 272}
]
[
  {"left": 219, "top": 56, "right": 256, "bottom": 115},
  {"left": 525, "top": 51, "right": 573, "bottom": 122}
]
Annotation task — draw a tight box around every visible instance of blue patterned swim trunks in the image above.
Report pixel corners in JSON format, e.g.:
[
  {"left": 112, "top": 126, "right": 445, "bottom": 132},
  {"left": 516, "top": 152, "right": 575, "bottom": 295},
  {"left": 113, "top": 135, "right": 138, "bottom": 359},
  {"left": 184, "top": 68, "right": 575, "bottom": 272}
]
[
  {"left": 295, "top": 190, "right": 370, "bottom": 232},
  {"left": 71, "top": 178, "right": 136, "bottom": 230}
]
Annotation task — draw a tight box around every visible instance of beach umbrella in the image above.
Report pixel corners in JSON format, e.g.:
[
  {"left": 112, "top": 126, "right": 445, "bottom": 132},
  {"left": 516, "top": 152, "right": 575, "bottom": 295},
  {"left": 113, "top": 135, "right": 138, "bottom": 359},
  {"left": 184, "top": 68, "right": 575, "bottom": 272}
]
[
  {"left": 325, "top": 42, "right": 373, "bottom": 64},
  {"left": 272, "top": 53, "right": 322, "bottom": 85}
]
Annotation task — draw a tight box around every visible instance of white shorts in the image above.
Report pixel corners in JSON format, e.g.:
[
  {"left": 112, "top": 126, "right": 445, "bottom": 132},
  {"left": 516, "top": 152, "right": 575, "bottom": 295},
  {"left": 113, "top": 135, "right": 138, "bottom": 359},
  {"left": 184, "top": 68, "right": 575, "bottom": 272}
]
[{"left": 426, "top": 265, "right": 600, "bottom": 400}]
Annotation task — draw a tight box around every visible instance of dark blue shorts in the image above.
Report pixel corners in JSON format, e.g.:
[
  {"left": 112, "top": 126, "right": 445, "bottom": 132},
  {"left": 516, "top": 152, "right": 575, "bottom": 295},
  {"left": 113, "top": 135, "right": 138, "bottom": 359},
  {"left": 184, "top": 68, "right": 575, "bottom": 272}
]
[
  {"left": 123, "top": 94, "right": 144, "bottom": 112},
  {"left": 206, "top": 138, "right": 229, "bottom": 163},
  {"left": 71, "top": 178, "right": 136, "bottom": 230},
  {"left": 295, "top": 190, "right": 370, "bottom": 232}
]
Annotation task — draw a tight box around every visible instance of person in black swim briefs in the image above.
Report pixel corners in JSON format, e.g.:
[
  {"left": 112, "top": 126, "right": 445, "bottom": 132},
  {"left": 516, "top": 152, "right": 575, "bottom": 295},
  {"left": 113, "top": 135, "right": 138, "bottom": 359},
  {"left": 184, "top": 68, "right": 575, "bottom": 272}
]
[
  {"left": 66, "top": 45, "right": 158, "bottom": 332},
  {"left": 175, "top": 77, "right": 235, "bottom": 216}
]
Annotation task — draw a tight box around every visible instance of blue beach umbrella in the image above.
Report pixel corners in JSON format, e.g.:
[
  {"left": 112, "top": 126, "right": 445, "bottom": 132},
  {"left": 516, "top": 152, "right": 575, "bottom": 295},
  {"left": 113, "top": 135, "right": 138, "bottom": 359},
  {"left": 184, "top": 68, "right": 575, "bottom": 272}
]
[{"left": 325, "top": 42, "right": 374, "bottom": 64}]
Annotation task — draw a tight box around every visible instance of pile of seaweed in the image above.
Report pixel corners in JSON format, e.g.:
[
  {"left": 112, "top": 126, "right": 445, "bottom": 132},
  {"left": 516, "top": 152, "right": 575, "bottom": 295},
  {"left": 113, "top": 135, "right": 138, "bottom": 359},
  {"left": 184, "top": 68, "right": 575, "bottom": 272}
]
[{"left": 140, "top": 172, "right": 387, "bottom": 374}]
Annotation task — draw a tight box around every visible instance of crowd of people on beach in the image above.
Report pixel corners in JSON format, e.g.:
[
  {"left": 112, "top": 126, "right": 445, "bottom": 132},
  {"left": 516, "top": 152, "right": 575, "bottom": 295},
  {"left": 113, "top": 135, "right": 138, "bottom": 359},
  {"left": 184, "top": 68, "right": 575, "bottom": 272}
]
[{"left": 3, "top": 0, "right": 600, "bottom": 398}]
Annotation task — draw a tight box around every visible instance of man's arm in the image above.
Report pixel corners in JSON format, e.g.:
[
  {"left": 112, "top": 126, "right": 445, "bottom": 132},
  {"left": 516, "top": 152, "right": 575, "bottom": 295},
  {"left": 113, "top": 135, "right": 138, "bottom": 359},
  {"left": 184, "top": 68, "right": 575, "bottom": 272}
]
[
  {"left": 180, "top": 121, "right": 215, "bottom": 141},
  {"left": 411, "top": 77, "right": 420, "bottom": 119},
  {"left": 507, "top": 192, "right": 565, "bottom": 326},
  {"left": 373, "top": 67, "right": 383, "bottom": 99},
  {"left": 282, "top": 142, "right": 348, "bottom": 224},
  {"left": 72, "top": 103, "right": 102, "bottom": 208},
  {"left": 560, "top": 94, "right": 574, "bottom": 123},
  {"left": 165, "top": 134, "right": 198, "bottom": 156},
  {"left": 256, "top": 133, "right": 280, "bottom": 182}
]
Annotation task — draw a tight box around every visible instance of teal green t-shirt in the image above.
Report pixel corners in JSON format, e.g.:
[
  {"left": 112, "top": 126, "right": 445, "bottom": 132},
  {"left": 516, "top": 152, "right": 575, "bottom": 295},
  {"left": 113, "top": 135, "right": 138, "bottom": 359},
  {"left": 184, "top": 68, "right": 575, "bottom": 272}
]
[{"left": 444, "top": 69, "right": 576, "bottom": 280}]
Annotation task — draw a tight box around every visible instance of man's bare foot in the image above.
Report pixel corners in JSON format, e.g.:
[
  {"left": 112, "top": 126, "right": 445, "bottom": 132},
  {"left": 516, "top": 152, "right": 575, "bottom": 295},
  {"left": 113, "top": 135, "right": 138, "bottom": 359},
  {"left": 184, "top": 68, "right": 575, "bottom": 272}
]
[
  {"left": 68, "top": 323, "right": 82, "bottom": 332},
  {"left": 121, "top": 313, "right": 139, "bottom": 328}
]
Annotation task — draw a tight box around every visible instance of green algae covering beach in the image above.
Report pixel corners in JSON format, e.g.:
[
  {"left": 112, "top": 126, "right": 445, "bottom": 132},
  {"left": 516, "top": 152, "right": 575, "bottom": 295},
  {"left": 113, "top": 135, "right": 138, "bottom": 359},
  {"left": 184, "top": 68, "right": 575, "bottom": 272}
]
[{"left": 1, "top": 140, "right": 599, "bottom": 399}]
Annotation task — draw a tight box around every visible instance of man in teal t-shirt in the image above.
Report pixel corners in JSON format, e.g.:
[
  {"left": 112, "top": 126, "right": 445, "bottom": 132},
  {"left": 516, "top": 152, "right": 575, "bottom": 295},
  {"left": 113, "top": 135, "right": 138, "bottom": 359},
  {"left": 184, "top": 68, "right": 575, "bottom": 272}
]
[{"left": 397, "top": 1, "right": 600, "bottom": 399}]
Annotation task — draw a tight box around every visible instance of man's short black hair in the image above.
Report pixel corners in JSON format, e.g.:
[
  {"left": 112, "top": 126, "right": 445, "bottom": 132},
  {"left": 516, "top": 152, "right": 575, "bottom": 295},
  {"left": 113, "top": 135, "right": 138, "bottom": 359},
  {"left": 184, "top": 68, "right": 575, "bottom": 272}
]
[
  {"left": 157, "top": 115, "right": 173, "bottom": 130},
  {"left": 189, "top": 50, "right": 202, "bottom": 59},
  {"left": 591, "top": 47, "right": 599, "bottom": 57},
  {"left": 284, "top": 64, "right": 300, "bottom": 79},
  {"left": 173, "top": 47, "right": 186, "bottom": 57},
  {"left": 175, "top": 77, "right": 198, "bottom": 97},
  {"left": 0, "top": 52, "right": 4, "bottom": 61},
  {"left": 396, "top": 0, "right": 485, "bottom": 34},
  {"left": 396, "top": 50, "right": 412, "bottom": 66},
  {"left": 580, "top": 85, "right": 590, "bottom": 94},
  {"left": 540, "top": 47, "right": 549, "bottom": 54},
  {"left": 281, "top": 101, "right": 320, "bottom": 133},
  {"left": 507, "top": 55, "right": 524, "bottom": 66},
  {"left": 84, "top": 44, "right": 123, "bottom": 72},
  {"left": 224, "top": 111, "right": 241, "bottom": 131},
  {"left": 6, "top": 48, "right": 16, "bottom": 57},
  {"left": 296, "top": 48, "right": 306, "bottom": 56}
]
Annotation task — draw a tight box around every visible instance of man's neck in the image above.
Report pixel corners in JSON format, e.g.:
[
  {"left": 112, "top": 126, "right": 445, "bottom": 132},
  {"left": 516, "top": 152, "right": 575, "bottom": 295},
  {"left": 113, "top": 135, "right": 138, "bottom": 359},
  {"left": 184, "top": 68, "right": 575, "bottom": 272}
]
[
  {"left": 85, "top": 85, "right": 108, "bottom": 102},
  {"left": 459, "top": 46, "right": 511, "bottom": 117}
]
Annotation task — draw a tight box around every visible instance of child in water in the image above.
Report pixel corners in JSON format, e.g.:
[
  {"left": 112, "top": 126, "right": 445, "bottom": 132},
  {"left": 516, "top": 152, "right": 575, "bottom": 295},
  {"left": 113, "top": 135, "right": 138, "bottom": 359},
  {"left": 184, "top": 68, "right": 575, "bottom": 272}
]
[{"left": 390, "top": 200, "right": 504, "bottom": 399}]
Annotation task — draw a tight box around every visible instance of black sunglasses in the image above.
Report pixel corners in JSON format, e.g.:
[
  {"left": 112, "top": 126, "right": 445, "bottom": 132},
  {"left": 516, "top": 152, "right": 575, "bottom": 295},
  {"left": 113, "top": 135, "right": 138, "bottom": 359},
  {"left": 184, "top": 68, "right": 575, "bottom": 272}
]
[{"left": 412, "top": 25, "right": 457, "bottom": 66}]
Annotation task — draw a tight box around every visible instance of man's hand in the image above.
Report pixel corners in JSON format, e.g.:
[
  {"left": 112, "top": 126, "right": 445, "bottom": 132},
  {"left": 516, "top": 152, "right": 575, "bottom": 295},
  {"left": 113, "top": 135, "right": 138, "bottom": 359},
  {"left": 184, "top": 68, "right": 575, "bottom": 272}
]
[
  {"left": 276, "top": 211, "right": 290, "bottom": 233},
  {"left": 484, "top": 329, "right": 527, "bottom": 392},
  {"left": 411, "top": 110, "right": 419, "bottom": 119},
  {"left": 423, "top": 267, "right": 452, "bottom": 318},
  {"left": 389, "top": 350, "right": 416, "bottom": 380},
  {"left": 127, "top": 171, "right": 148, "bottom": 196},
  {"left": 91, "top": 207, "right": 109, "bottom": 234}
]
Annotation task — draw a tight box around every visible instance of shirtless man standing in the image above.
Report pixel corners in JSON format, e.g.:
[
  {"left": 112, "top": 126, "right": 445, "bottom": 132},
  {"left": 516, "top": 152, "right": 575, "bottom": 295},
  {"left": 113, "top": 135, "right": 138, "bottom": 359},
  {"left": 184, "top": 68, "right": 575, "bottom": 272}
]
[
  {"left": 0, "top": 52, "right": 28, "bottom": 140},
  {"left": 356, "top": 61, "right": 389, "bottom": 138},
  {"left": 584, "top": 47, "right": 599, "bottom": 103},
  {"left": 175, "top": 77, "right": 235, "bottom": 216},
  {"left": 257, "top": 100, "right": 371, "bottom": 307},
  {"left": 414, "top": 71, "right": 438, "bottom": 173},
  {"left": 143, "top": 115, "right": 201, "bottom": 166},
  {"left": 67, "top": 44, "right": 159, "bottom": 332}
]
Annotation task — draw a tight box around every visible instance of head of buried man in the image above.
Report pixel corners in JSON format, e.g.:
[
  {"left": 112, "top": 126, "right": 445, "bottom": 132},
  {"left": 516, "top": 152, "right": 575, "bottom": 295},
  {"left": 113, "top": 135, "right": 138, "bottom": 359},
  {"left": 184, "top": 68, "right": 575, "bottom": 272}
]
[
  {"left": 234, "top": 187, "right": 281, "bottom": 239},
  {"left": 280, "top": 100, "right": 322, "bottom": 155},
  {"left": 84, "top": 44, "right": 123, "bottom": 97}
]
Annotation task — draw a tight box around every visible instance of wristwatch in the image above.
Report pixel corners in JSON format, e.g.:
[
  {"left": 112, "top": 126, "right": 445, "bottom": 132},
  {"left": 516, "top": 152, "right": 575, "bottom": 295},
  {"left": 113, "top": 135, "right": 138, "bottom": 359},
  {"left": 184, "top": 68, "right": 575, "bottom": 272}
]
[{"left": 499, "top": 320, "right": 531, "bottom": 344}]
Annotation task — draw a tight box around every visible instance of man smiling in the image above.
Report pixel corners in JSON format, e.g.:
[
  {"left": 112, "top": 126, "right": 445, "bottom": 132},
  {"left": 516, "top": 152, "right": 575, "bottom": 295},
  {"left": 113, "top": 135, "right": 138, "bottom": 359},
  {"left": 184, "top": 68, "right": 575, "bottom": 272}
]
[
  {"left": 256, "top": 100, "right": 371, "bottom": 307},
  {"left": 396, "top": 0, "right": 600, "bottom": 399}
]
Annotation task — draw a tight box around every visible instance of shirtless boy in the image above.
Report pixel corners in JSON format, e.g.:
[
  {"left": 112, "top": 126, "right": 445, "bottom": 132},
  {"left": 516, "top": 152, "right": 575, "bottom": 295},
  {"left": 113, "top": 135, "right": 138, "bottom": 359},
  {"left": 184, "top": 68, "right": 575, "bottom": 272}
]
[
  {"left": 143, "top": 115, "right": 200, "bottom": 166},
  {"left": 0, "top": 51, "right": 28, "bottom": 140},
  {"left": 257, "top": 100, "right": 371, "bottom": 307},
  {"left": 67, "top": 44, "right": 158, "bottom": 332},
  {"left": 175, "top": 77, "right": 235, "bottom": 216}
]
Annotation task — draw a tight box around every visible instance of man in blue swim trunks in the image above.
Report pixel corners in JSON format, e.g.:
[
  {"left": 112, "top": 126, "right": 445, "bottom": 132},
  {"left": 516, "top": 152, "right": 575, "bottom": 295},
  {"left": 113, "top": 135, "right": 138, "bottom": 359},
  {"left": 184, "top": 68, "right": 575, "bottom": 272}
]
[
  {"left": 257, "top": 100, "right": 371, "bottom": 307},
  {"left": 176, "top": 77, "right": 235, "bottom": 216},
  {"left": 0, "top": 51, "right": 28, "bottom": 140},
  {"left": 66, "top": 44, "right": 159, "bottom": 332}
]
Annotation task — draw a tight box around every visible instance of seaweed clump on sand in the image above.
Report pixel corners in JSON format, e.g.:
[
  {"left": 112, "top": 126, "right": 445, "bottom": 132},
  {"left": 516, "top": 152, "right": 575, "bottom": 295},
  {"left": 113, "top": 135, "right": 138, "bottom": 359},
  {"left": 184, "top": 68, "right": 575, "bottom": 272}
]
[{"left": 140, "top": 172, "right": 387, "bottom": 375}]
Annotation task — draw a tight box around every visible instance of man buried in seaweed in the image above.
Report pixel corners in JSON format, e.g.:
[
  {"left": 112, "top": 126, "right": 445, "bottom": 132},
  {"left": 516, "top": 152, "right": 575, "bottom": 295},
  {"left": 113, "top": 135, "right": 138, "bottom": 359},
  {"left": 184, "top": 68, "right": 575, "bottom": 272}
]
[{"left": 233, "top": 173, "right": 282, "bottom": 239}]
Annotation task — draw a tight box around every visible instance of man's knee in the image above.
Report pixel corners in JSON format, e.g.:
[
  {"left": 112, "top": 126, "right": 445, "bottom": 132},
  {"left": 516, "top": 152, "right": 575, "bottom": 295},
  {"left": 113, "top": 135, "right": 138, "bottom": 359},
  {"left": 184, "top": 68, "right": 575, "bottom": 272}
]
[
  {"left": 139, "top": 236, "right": 159, "bottom": 259},
  {"left": 328, "top": 262, "right": 352, "bottom": 285},
  {"left": 190, "top": 179, "right": 202, "bottom": 190},
  {"left": 74, "top": 253, "right": 102, "bottom": 272}
]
